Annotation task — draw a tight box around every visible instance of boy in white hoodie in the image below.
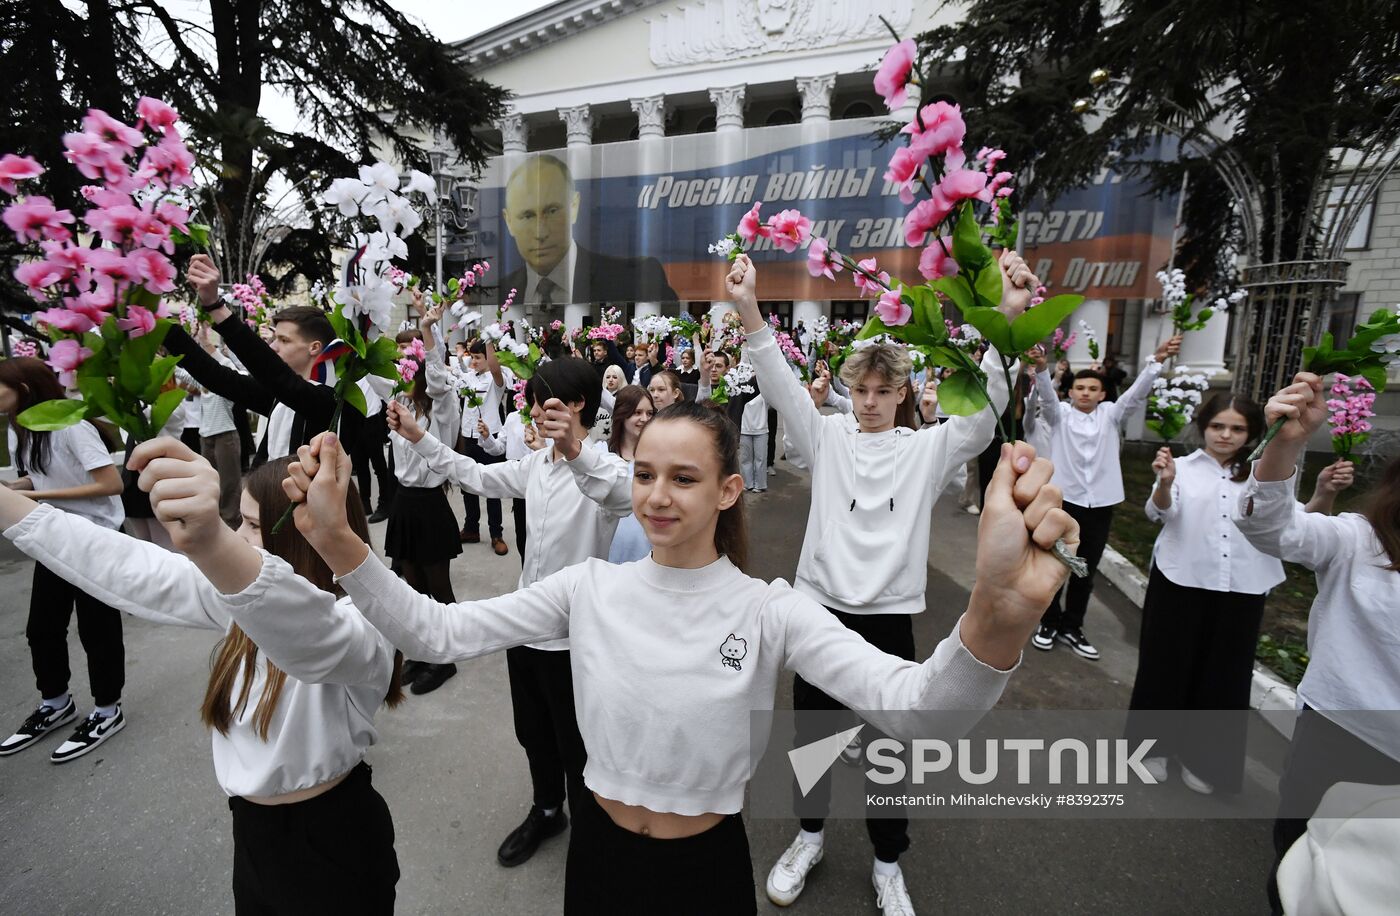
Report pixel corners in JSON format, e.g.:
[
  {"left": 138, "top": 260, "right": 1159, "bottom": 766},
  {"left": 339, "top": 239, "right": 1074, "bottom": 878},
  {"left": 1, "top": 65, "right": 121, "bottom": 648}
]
[{"left": 728, "top": 251, "right": 1037, "bottom": 914}]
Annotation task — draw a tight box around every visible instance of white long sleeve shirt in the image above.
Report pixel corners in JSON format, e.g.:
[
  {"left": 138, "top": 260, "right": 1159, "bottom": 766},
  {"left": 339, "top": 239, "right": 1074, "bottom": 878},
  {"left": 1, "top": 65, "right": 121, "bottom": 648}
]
[
  {"left": 1233, "top": 469, "right": 1400, "bottom": 760},
  {"left": 6, "top": 505, "right": 395, "bottom": 798},
  {"left": 746, "top": 325, "right": 1010, "bottom": 615},
  {"left": 1145, "top": 449, "right": 1285, "bottom": 595},
  {"left": 368, "top": 341, "right": 460, "bottom": 489},
  {"left": 458, "top": 365, "right": 513, "bottom": 441},
  {"left": 406, "top": 433, "right": 628, "bottom": 650},
  {"left": 319, "top": 549, "right": 1015, "bottom": 816},
  {"left": 1033, "top": 360, "right": 1164, "bottom": 508}
]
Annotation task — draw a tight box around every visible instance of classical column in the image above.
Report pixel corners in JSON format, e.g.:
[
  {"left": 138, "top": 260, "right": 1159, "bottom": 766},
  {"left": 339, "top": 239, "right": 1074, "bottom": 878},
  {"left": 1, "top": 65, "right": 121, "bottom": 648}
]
[
  {"left": 1067, "top": 299, "right": 1110, "bottom": 367},
  {"left": 558, "top": 105, "right": 593, "bottom": 149},
  {"left": 709, "top": 85, "right": 747, "bottom": 133},
  {"left": 496, "top": 113, "right": 528, "bottom": 154},
  {"left": 1177, "top": 308, "right": 1230, "bottom": 377},
  {"left": 630, "top": 95, "right": 666, "bottom": 139},
  {"left": 796, "top": 74, "right": 837, "bottom": 124},
  {"left": 565, "top": 303, "right": 590, "bottom": 330},
  {"left": 794, "top": 300, "right": 826, "bottom": 328}
]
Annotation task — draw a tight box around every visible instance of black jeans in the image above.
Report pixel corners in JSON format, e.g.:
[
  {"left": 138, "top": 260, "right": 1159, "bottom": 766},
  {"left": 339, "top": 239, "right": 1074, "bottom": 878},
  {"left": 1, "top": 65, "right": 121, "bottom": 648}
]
[
  {"left": 1125, "top": 566, "right": 1266, "bottom": 792},
  {"left": 459, "top": 436, "right": 504, "bottom": 538},
  {"left": 506, "top": 646, "right": 588, "bottom": 811},
  {"left": 229, "top": 761, "right": 399, "bottom": 915},
  {"left": 27, "top": 559, "right": 125, "bottom": 706},
  {"left": 1040, "top": 502, "right": 1114, "bottom": 632},
  {"left": 512, "top": 498, "right": 527, "bottom": 560},
  {"left": 351, "top": 412, "right": 393, "bottom": 510},
  {"left": 792, "top": 609, "right": 915, "bottom": 863}
]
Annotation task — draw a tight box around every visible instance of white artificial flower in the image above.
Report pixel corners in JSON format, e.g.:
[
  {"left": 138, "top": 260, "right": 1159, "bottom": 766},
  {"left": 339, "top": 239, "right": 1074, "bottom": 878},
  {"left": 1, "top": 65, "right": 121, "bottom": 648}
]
[
  {"left": 323, "top": 177, "right": 369, "bottom": 217},
  {"left": 1369, "top": 332, "right": 1400, "bottom": 355},
  {"left": 481, "top": 322, "right": 507, "bottom": 343},
  {"left": 708, "top": 237, "right": 737, "bottom": 257},
  {"left": 358, "top": 161, "right": 400, "bottom": 194},
  {"left": 308, "top": 279, "right": 326, "bottom": 303},
  {"left": 404, "top": 169, "right": 436, "bottom": 196},
  {"left": 336, "top": 278, "right": 394, "bottom": 333},
  {"left": 959, "top": 323, "right": 982, "bottom": 342},
  {"left": 507, "top": 340, "right": 530, "bottom": 359}
]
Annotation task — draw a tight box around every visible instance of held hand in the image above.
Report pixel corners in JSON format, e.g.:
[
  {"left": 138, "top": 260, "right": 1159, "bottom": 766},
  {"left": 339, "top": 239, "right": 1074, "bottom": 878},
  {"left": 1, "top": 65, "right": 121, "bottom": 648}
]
[
  {"left": 1317, "top": 459, "right": 1355, "bottom": 495},
  {"left": 1153, "top": 335, "right": 1183, "bottom": 362},
  {"left": 1264, "top": 372, "right": 1327, "bottom": 444},
  {"left": 724, "top": 254, "right": 757, "bottom": 307},
  {"left": 919, "top": 380, "right": 938, "bottom": 416},
  {"left": 1030, "top": 345, "right": 1049, "bottom": 374},
  {"left": 539, "top": 398, "right": 579, "bottom": 459},
  {"left": 996, "top": 249, "right": 1040, "bottom": 319},
  {"left": 808, "top": 373, "right": 830, "bottom": 409},
  {"left": 130, "top": 437, "right": 229, "bottom": 556},
  {"left": 523, "top": 423, "right": 544, "bottom": 451},
  {"left": 384, "top": 399, "right": 425, "bottom": 444},
  {"left": 1151, "top": 446, "right": 1175, "bottom": 484},
  {"left": 186, "top": 254, "right": 222, "bottom": 308},
  {"left": 282, "top": 433, "right": 353, "bottom": 548},
  {"left": 477, "top": 418, "right": 491, "bottom": 439}
]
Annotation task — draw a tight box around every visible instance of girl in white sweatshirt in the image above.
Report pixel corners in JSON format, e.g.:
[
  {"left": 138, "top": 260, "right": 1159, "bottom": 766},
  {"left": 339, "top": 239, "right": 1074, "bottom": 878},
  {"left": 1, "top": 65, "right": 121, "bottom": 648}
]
[
  {"left": 269, "top": 401, "right": 1078, "bottom": 915},
  {"left": 0, "top": 444, "right": 402, "bottom": 914}
]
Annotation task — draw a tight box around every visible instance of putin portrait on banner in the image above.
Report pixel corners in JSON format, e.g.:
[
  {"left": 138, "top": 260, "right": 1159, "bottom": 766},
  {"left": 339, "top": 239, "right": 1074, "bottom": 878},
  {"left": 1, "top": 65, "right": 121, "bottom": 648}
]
[{"left": 499, "top": 154, "right": 677, "bottom": 310}]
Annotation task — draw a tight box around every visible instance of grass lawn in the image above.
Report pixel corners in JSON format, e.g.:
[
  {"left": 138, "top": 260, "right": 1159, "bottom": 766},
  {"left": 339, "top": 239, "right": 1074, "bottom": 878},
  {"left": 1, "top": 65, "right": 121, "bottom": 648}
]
[{"left": 1110, "top": 441, "right": 1384, "bottom": 685}]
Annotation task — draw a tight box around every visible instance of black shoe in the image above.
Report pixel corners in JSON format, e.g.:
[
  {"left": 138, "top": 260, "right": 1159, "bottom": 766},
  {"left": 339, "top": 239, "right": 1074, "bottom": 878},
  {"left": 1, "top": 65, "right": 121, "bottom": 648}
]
[
  {"left": 368, "top": 504, "right": 390, "bottom": 523},
  {"left": 0, "top": 699, "right": 77, "bottom": 756},
  {"left": 410, "top": 663, "right": 458, "bottom": 695},
  {"left": 497, "top": 805, "right": 569, "bottom": 867},
  {"left": 50, "top": 707, "right": 126, "bottom": 764},
  {"left": 1056, "top": 628, "right": 1101, "bottom": 661},
  {"left": 1031, "top": 624, "right": 1057, "bottom": 651},
  {"left": 400, "top": 659, "right": 425, "bottom": 687}
]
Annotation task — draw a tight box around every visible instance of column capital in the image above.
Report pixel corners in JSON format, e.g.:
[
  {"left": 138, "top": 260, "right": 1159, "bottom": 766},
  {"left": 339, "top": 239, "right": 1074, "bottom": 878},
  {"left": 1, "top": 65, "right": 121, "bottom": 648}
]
[
  {"left": 629, "top": 95, "right": 667, "bottom": 139},
  {"left": 557, "top": 105, "right": 593, "bottom": 148},
  {"left": 495, "top": 112, "right": 528, "bottom": 153},
  {"left": 796, "top": 74, "right": 837, "bottom": 123},
  {"left": 708, "top": 85, "right": 747, "bottom": 132}
]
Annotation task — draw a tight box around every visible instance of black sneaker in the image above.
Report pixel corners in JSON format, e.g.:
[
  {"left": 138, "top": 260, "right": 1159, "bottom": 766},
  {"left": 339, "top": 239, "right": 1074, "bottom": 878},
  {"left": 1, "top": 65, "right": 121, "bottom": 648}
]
[
  {"left": 1056, "top": 628, "right": 1101, "bottom": 661},
  {"left": 0, "top": 699, "right": 78, "bottom": 756},
  {"left": 1031, "top": 625, "right": 1057, "bottom": 652},
  {"left": 50, "top": 707, "right": 126, "bottom": 764},
  {"left": 368, "top": 504, "right": 390, "bottom": 524},
  {"left": 410, "top": 663, "right": 458, "bottom": 696},
  {"left": 497, "top": 805, "right": 569, "bottom": 867}
]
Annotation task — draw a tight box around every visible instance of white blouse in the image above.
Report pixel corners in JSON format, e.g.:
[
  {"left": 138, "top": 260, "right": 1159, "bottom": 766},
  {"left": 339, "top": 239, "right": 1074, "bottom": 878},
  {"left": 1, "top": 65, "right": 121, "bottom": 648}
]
[{"left": 1146, "top": 449, "right": 1285, "bottom": 595}]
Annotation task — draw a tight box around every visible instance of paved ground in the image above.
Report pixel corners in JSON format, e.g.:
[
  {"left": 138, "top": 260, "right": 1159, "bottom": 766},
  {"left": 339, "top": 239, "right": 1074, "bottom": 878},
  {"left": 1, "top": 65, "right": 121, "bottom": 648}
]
[{"left": 0, "top": 452, "right": 1277, "bottom": 914}]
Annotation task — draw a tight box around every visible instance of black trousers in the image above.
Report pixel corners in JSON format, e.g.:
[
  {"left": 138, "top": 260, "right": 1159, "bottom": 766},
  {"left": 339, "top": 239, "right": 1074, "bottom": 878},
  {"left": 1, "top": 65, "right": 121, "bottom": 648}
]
[
  {"left": 27, "top": 559, "right": 124, "bottom": 706},
  {"left": 565, "top": 786, "right": 755, "bottom": 915},
  {"left": 351, "top": 412, "right": 393, "bottom": 510},
  {"left": 1125, "top": 566, "right": 1265, "bottom": 792},
  {"left": 229, "top": 761, "right": 399, "bottom": 916},
  {"left": 1040, "top": 502, "right": 1114, "bottom": 632},
  {"left": 792, "top": 609, "right": 914, "bottom": 863},
  {"left": 765, "top": 408, "right": 778, "bottom": 466},
  {"left": 1267, "top": 707, "right": 1400, "bottom": 913},
  {"left": 458, "top": 436, "right": 504, "bottom": 538},
  {"left": 506, "top": 646, "right": 588, "bottom": 811},
  {"left": 512, "top": 498, "right": 527, "bottom": 560}
]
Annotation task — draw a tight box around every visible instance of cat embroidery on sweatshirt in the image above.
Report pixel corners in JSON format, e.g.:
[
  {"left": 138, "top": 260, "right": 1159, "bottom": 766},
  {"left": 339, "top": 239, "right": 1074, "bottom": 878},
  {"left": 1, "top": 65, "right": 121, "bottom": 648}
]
[{"left": 720, "top": 634, "right": 748, "bottom": 671}]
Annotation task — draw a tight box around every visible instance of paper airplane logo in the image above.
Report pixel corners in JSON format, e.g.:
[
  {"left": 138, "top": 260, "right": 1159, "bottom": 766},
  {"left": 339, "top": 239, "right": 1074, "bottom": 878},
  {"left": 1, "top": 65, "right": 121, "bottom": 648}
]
[{"left": 789, "top": 724, "right": 865, "bottom": 797}]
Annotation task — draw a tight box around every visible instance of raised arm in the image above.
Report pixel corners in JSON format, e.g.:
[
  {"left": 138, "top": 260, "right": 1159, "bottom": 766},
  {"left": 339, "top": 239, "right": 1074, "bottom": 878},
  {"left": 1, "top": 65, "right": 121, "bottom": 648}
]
[
  {"left": 215, "top": 312, "right": 336, "bottom": 419},
  {"left": 386, "top": 401, "right": 529, "bottom": 498},
  {"left": 1110, "top": 336, "right": 1180, "bottom": 425},
  {"left": 538, "top": 398, "right": 633, "bottom": 517},
  {"left": 922, "top": 346, "right": 1016, "bottom": 492},
  {"left": 163, "top": 324, "right": 274, "bottom": 415}
]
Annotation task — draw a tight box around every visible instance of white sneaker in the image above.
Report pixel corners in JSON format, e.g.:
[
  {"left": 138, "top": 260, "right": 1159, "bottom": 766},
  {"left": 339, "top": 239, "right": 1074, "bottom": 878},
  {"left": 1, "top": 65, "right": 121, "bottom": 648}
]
[
  {"left": 1141, "top": 756, "right": 1168, "bottom": 783},
  {"left": 765, "top": 834, "right": 824, "bottom": 906},
  {"left": 1180, "top": 764, "right": 1215, "bottom": 795},
  {"left": 873, "top": 867, "right": 916, "bottom": 915},
  {"left": 964, "top": 505, "right": 980, "bottom": 515}
]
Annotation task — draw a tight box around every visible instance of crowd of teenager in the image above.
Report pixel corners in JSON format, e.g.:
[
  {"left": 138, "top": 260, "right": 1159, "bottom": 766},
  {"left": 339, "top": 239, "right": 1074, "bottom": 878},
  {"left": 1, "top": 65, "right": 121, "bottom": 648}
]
[{"left": 0, "top": 249, "right": 1395, "bottom": 915}]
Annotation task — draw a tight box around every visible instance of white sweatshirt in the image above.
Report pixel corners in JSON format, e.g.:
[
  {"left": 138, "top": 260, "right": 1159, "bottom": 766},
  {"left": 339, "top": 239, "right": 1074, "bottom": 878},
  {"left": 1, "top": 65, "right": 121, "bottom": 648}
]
[
  {"left": 6, "top": 505, "right": 395, "bottom": 798},
  {"left": 314, "top": 549, "right": 1015, "bottom": 815},
  {"left": 746, "top": 326, "right": 1010, "bottom": 615}
]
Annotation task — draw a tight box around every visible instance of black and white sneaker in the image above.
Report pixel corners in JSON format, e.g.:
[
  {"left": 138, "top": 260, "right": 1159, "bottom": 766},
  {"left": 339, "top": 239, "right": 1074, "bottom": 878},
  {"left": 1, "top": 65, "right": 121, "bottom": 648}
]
[
  {"left": 0, "top": 699, "right": 78, "bottom": 756},
  {"left": 1031, "top": 625, "right": 1057, "bottom": 652},
  {"left": 50, "top": 707, "right": 125, "bottom": 764},
  {"left": 1056, "top": 629, "right": 1101, "bottom": 661}
]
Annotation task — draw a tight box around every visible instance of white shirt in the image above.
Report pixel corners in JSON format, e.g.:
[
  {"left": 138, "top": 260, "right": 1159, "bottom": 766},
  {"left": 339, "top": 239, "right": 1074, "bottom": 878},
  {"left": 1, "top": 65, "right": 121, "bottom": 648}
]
[
  {"left": 7, "top": 505, "right": 394, "bottom": 798},
  {"left": 407, "top": 433, "right": 625, "bottom": 650},
  {"left": 369, "top": 341, "right": 459, "bottom": 488},
  {"left": 524, "top": 244, "right": 576, "bottom": 306},
  {"left": 329, "top": 550, "right": 1014, "bottom": 816},
  {"left": 197, "top": 349, "right": 240, "bottom": 438},
  {"left": 458, "top": 366, "right": 513, "bottom": 440},
  {"left": 11, "top": 421, "right": 123, "bottom": 529},
  {"left": 1146, "top": 449, "right": 1285, "bottom": 594},
  {"left": 1033, "top": 360, "right": 1163, "bottom": 508},
  {"left": 741, "top": 393, "right": 769, "bottom": 436},
  {"left": 480, "top": 412, "right": 534, "bottom": 461},
  {"left": 1233, "top": 469, "right": 1400, "bottom": 760}
]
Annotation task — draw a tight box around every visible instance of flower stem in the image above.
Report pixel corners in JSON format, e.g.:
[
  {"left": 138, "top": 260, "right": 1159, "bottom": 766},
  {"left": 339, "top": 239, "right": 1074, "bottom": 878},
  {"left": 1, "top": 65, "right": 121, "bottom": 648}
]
[
  {"left": 1247, "top": 418, "right": 1285, "bottom": 462},
  {"left": 269, "top": 384, "right": 348, "bottom": 535}
]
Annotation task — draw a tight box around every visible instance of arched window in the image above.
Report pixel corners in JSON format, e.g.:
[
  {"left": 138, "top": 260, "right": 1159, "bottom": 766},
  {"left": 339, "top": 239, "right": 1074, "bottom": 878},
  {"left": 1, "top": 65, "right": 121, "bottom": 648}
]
[
  {"left": 765, "top": 108, "right": 797, "bottom": 126},
  {"left": 841, "top": 100, "right": 876, "bottom": 119},
  {"left": 695, "top": 115, "right": 717, "bottom": 133}
]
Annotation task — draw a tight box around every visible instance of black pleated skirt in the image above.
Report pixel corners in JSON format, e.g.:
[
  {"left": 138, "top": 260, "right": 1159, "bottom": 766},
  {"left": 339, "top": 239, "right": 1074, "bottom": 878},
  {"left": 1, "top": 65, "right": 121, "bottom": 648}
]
[{"left": 383, "top": 484, "right": 462, "bottom": 563}]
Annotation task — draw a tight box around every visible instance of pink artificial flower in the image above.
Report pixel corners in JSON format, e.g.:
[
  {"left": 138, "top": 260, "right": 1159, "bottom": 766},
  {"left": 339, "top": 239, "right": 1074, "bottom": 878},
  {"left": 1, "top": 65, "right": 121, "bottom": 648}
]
[
  {"left": 852, "top": 258, "right": 889, "bottom": 297},
  {"left": 155, "top": 201, "right": 190, "bottom": 234},
  {"left": 989, "top": 170, "right": 1014, "bottom": 200},
  {"left": 884, "top": 147, "right": 922, "bottom": 204},
  {"left": 873, "top": 40, "right": 917, "bottom": 111},
  {"left": 874, "top": 287, "right": 912, "bottom": 326},
  {"left": 117, "top": 305, "right": 158, "bottom": 338},
  {"left": 918, "top": 241, "right": 959, "bottom": 280},
  {"left": 3, "top": 197, "right": 75, "bottom": 243},
  {"left": 68, "top": 290, "right": 117, "bottom": 328},
  {"left": 12, "top": 339, "right": 38, "bottom": 358},
  {"left": 127, "top": 248, "right": 177, "bottom": 293},
  {"left": 902, "top": 102, "right": 966, "bottom": 159},
  {"left": 404, "top": 338, "right": 427, "bottom": 361},
  {"left": 135, "top": 97, "right": 179, "bottom": 132},
  {"left": 134, "top": 133, "right": 195, "bottom": 190},
  {"left": 976, "top": 147, "right": 1007, "bottom": 174},
  {"left": 938, "top": 167, "right": 992, "bottom": 205},
  {"left": 462, "top": 271, "right": 477, "bottom": 288},
  {"left": 40, "top": 239, "right": 92, "bottom": 272},
  {"left": 34, "top": 308, "right": 97, "bottom": 334},
  {"left": 737, "top": 201, "right": 770, "bottom": 244},
  {"left": 46, "top": 338, "right": 93, "bottom": 387},
  {"left": 84, "top": 203, "right": 143, "bottom": 245},
  {"left": 0, "top": 154, "right": 44, "bottom": 195},
  {"left": 766, "top": 209, "right": 812, "bottom": 253},
  {"left": 475, "top": 261, "right": 488, "bottom": 275},
  {"left": 806, "top": 237, "right": 842, "bottom": 281},
  {"left": 14, "top": 260, "right": 69, "bottom": 298},
  {"left": 904, "top": 193, "right": 954, "bottom": 246},
  {"left": 396, "top": 358, "right": 419, "bottom": 384},
  {"left": 82, "top": 109, "right": 145, "bottom": 154},
  {"left": 85, "top": 187, "right": 133, "bottom": 210},
  {"left": 62, "top": 131, "right": 129, "bottom": 183}
]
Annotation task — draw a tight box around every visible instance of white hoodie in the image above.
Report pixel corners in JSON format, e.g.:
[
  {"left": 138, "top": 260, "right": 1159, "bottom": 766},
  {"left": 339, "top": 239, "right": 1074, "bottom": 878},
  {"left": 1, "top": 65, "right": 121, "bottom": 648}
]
[{"left": 746, "top": 326, "right": 1011, "bottom": 615}]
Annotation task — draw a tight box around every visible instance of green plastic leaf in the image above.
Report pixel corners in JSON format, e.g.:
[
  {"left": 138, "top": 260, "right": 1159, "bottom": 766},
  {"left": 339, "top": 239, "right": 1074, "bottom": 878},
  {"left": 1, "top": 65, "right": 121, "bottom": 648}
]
[
  {"left": 951, "top": 202, "right": 992, "bottom": 273},
  {"left": 448, "top": 277, "right": 460, "bottom": 295},
  {"left": 959, "top": 306, "right": 1014, "bottom": 354},
  {"left": 935, "top": 368, "right": 991, "bottom": 416},
  {"left": 856, "top": 314, "right": 891, "bottom": 340},
  {"left": 149, "top": 387, "right": 187, "bottom": 437},
  {"left": 342, "top": 381, "right": 369, "bottom": 418},
  {"left": 905, "top": 286, "right": 949, "bottom": 344},
  {"left": 16, "top": 398, "right": 90, "bottom": 431},
  {"left": 928, "top": 276, "right": 973, "bottom": 314},
  {"left": 130, "top": 287, "right": 162, "bottom": 310},
  {"left": 974, "top": 259, "right": 1003, "bottom": 311},
  {"left": 172, "top": 223, "right": 211, "bottom": 249},
  {"left": 1010, "top": 294, "right": 1084, "bottom": 353},
  {"left": 77, "top": 376, "right": 122, "bottom": 424},
  {"left": 143, "top": 354, "right": 184, "bottom": 401}
]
